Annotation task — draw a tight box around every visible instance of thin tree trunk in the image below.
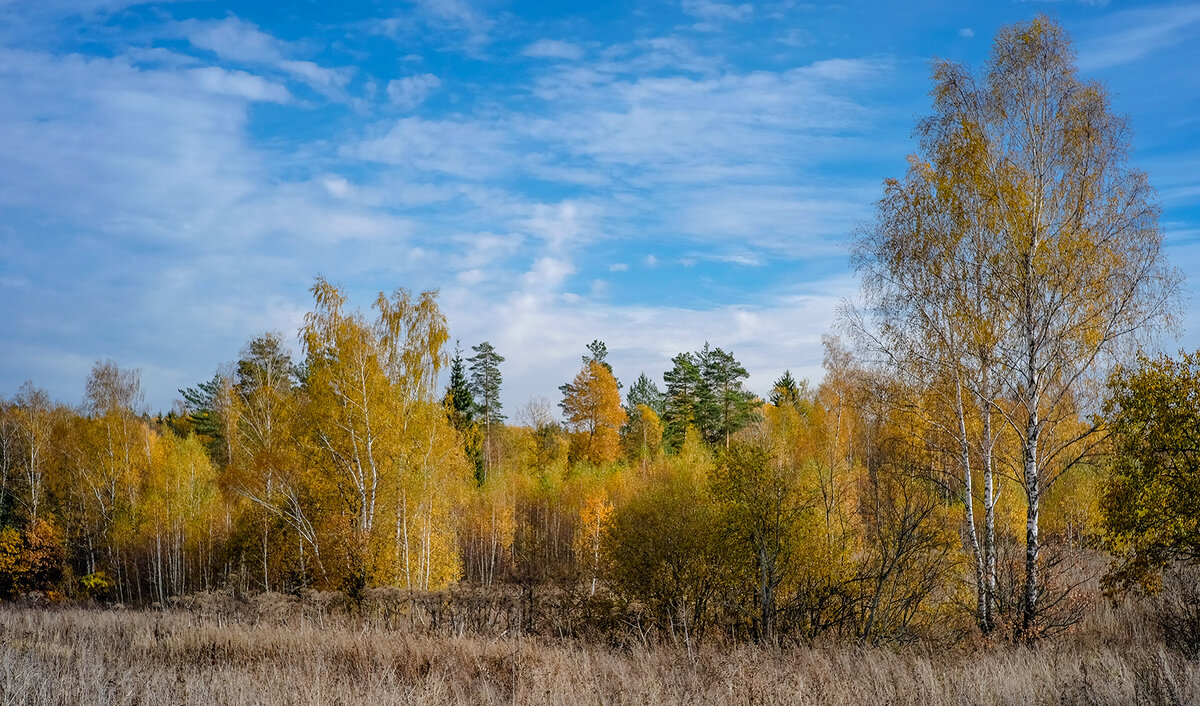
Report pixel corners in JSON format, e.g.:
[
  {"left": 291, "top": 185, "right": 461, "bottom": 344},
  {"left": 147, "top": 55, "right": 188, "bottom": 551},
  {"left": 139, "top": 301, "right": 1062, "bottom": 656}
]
[
  {"left": 955, "top": 377, "right": 987, "bottom": 631},
  {"left": 1022, "top": 414, "right": 1041, "bottom": 635},
  {"left": 981, "top": 401, "right": 997, "bottom": 633}
]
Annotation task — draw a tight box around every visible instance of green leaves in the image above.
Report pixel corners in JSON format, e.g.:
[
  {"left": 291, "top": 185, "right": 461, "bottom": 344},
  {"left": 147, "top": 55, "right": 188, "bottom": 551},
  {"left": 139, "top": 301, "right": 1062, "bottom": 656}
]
[
  {"left": 662, "top": 343, "right": 761, "bottom": 450},
  {"left": 1102, "top": 351, "right": 1200, "bottom": 592},
  {"left": 468, "top": 341, "right": 505, "bottom": 426}
]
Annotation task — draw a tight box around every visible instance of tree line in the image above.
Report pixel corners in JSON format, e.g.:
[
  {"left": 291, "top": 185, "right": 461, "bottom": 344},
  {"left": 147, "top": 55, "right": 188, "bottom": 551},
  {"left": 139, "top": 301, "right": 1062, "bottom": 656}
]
[{"left": 0, "top": 17, "right": 1193, "bottom": 646}]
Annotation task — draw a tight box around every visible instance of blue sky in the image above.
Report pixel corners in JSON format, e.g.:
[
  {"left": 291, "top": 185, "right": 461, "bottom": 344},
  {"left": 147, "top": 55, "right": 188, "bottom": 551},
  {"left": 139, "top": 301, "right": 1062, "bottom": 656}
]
[{"left": 1, "top": 0, "right": 1198, "bottom": 414}]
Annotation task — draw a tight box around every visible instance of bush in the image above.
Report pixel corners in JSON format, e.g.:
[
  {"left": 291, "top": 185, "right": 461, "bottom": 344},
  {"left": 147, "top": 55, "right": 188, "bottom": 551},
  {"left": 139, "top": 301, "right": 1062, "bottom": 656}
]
[
  {"left": 0, "top": 519, "right": 66, "bottom": 600},
  {"left": 79, "top": 572, "right": 114, "bottom": 602},
  {"left": 603, "top": 470, "right": 727, "bottom": 643}
]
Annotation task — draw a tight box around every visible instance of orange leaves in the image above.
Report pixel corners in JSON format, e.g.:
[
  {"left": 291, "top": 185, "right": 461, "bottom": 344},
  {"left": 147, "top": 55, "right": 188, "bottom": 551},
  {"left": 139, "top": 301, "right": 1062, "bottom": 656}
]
[
  {"left": 0, "top": 518, "right": 65, "bottom": 599},
  {"left": 561, "top": 361, "right": 627, "bottom": 467}
]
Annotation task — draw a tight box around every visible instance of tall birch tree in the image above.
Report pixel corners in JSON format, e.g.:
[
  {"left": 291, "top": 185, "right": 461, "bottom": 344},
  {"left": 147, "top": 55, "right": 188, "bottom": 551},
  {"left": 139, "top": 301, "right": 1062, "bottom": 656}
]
[{"left": 851, "top": 16, "right": 1179, "bottom": 636}]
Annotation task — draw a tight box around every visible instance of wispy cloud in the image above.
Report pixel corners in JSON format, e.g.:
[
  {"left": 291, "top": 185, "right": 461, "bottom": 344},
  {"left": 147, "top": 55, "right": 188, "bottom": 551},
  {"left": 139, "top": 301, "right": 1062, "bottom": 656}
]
[
  {"left": 185, "top": 16, "right": 288, "bottom": 64},
  {"left": 377, "top": 0, "right": 497, "bottom": 56},
  {"left": 4, "top": 0, "right": 1195, "bottom": 415},
  {"left": 1078, "top": 4, "right": 1200, "bottom": 70},
  {"left": 387, "top": 73, "right": 441, "bottom": 108},
  {"left": 347, "top": 117, "right": 512, "bottom": 177},
  {"left": 183, "top": 17, "right": 353, "bottom": 99},
  {"left": 187, "top": 66, "right": 292, "bottom": 103},
  {"left": 682, "top": 0, "right": 754, "bottom": 30},
  {"left": 522, "top": 39, "right": 585, "bottom": 61}
]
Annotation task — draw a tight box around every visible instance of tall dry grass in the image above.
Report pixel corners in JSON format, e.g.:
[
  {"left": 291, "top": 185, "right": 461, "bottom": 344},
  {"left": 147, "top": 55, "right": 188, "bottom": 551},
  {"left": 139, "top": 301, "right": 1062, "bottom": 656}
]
[{"left": 0, "top": 601, "right": 1196, "bottom": 705}]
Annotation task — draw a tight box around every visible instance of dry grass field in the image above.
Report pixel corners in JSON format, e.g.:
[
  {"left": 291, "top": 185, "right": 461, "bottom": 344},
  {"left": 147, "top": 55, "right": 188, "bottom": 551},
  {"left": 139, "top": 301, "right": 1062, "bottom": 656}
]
[{"left": 0, "top": 600, "right": 1196, "bottom": 706}]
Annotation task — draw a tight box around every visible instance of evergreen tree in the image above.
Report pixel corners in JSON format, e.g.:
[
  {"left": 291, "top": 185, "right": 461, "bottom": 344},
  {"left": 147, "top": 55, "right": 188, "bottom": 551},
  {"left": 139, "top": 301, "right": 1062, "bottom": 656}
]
[
  {"left": 178, "top": 373, "right": 229, "bottom": 464},
  {"left": 625, "top": 372, "right": 665, "bottom": 419},
  {"left": 444, "top": 342, "right": 476, "bottom": 430},
  {"left": 662, "top": 352, "right": 703, "bottom": 450},
  {"left": 663, "top": 344, "right": 760, "bottom": 449},
  {"left": 769, "top": 370, "right": 803, "bottom": 409},
  {"left": 468, "top": 342, "right": 505, "bottom": 427},
  {"left": 445, "top": 341, "right": 483, "bottom": 484},
  {"left": 468, "top": 341, "right": 505, "bottom": 482},
  {"left": 585, "top": 339, "right": 616, "bottom": 384},
  {"left": 699, "top": 344, "right": 759, "bottom": 448}
]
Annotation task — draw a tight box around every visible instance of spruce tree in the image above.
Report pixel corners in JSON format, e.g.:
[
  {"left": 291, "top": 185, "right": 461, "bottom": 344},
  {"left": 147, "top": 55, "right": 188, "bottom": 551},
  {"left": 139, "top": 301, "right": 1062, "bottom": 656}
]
[
  {"left": 444, "top": 341, "right": 476, "bottom": 430},
  {"left": 769, "top": 370, "right": 801, "bottom": 409}
]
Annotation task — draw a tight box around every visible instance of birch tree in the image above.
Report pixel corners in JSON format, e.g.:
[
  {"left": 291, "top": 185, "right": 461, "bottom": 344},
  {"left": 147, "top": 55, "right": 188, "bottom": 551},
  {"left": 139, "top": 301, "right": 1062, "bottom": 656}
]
[
  {"left": 851, "top": 16, "right": 1179, "bottom": 636},
  {"left": 9, "top": 383, "right": 57, "bottom": 522},
  {"left": 225, "top": 333, "right": 318, "bottom": 588}
]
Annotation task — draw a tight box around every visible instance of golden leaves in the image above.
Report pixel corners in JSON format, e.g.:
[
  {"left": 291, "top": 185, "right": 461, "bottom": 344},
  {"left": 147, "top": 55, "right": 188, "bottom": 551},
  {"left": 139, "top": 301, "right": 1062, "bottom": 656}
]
[{"left": 561, "top": 361, "right": 627, "bottom": 466}]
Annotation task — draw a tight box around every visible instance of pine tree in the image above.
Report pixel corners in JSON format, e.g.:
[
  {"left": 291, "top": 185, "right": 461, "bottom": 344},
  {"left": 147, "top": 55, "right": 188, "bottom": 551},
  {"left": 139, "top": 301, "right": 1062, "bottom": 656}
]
[
  {"left": 662, "top": 352, "right": 703, "bottom": 450},
  {"left": 444, "top": 342, "right": 483, "bottom": 484},
  {"left": 663, "top": 344, "right": 760, "bottom": 449},
  {"left": 468, "top": 342, "right": 505, "bottom": 427},
  {"left": 468, "top": 341, "right": 505, "bottom": 482},
  {"left": 585, "top": 340, "right": 617, "bottom": 384},
  {"left": 699, "top": 344, "right": 759, "bottom": 448},
  {"left": 625, "top": 372, "right": 665, "bottom": 419},
  {"left": 179, "top": 373, "right": 229, "bottom": 464}
]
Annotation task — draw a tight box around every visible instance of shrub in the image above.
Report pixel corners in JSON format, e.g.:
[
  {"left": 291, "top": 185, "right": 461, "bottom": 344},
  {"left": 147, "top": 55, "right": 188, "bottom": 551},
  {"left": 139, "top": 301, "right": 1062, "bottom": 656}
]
[{"left": 0, "top": 519, "right": 67, "bottom": 599}]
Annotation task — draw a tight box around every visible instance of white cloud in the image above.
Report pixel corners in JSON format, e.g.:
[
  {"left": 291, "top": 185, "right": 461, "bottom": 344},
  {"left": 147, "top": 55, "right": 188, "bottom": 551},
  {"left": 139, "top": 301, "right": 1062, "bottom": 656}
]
[
  {"left": 347, "top": 117, "right": 510, "bottom": 177},
  {"left": 668, "top": 184, "right": 874, "bottom": 251},
  {"left": 416, "top": 0, "right": 493, "bottom": 35},
  {"left": 185, "top": 17, "right": 286, "bottom": 64},
  {"left": 805, "top": 57, "right": 886, "bottom": 82},
  {"left": 278, "top": 60, "right": 352, "bottom": 95},
  {"left": 523, "top": 39, "right": 585, "bottom": 61},
  {"left": 184, "top": 18, "right": 353, "bottom": 99},
  {"left": 386, "top": 73, "right": 441, "bottom": 108},
  {"left": 597, "top": 36, "right": 725, "bottom": 76},
  {"left": 519, "top": 57, "right": 888, "bottom": 201},
  {"left": 321, "top": 174, "right": 351, "bottom": 198},
  {"left": 187, "top": 66, "right": 292, "bottom": 103},
  {"left": 379, "top": 0, "right": 496, "bottom": 55},
  {"left": 682, "top": 0, "right": 753, "bottom": 23},
  {"left": 0, "top": 44, "right": 420, "bottom": 409},
  {"left": 454, "top": 231, "right": 524, "bottom": 270},
  {"left": 518, "top": 201, "right": 597, "bottom": 250},
  {"left": 522, "top": 256, "right": 576, "bottom": 291},
  {"left": 958, "top": 28, "right": 975, "bottom": 39},
  {"left": 1078, "top": 4, "right": 1200, "bottom": 70}
]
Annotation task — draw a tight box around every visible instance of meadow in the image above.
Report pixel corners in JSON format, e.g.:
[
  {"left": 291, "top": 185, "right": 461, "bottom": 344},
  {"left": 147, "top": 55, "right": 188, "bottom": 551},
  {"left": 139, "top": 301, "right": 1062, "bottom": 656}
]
[{"left": 0, "top": 594, "right": 1196, "bottom": 706}]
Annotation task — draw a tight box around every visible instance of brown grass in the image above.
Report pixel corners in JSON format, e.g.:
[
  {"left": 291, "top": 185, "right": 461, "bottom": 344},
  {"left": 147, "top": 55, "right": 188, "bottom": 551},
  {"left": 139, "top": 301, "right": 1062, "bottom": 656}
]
[{"left": 0, "top": 603, "right": 1196, "bottom": 706}]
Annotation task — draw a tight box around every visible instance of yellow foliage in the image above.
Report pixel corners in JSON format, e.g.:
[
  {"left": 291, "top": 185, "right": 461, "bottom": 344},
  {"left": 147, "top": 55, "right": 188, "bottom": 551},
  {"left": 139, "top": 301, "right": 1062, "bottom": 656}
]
[{"left": 561, "top": 361, "right": 627, "bottom": 466}]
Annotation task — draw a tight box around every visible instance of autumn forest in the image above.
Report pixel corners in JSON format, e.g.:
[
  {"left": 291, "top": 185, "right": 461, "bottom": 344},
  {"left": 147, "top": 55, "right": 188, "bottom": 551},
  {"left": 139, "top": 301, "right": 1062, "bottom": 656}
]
[{"left": 2, "top": 15, "right": 1200, "bottom": 706}]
